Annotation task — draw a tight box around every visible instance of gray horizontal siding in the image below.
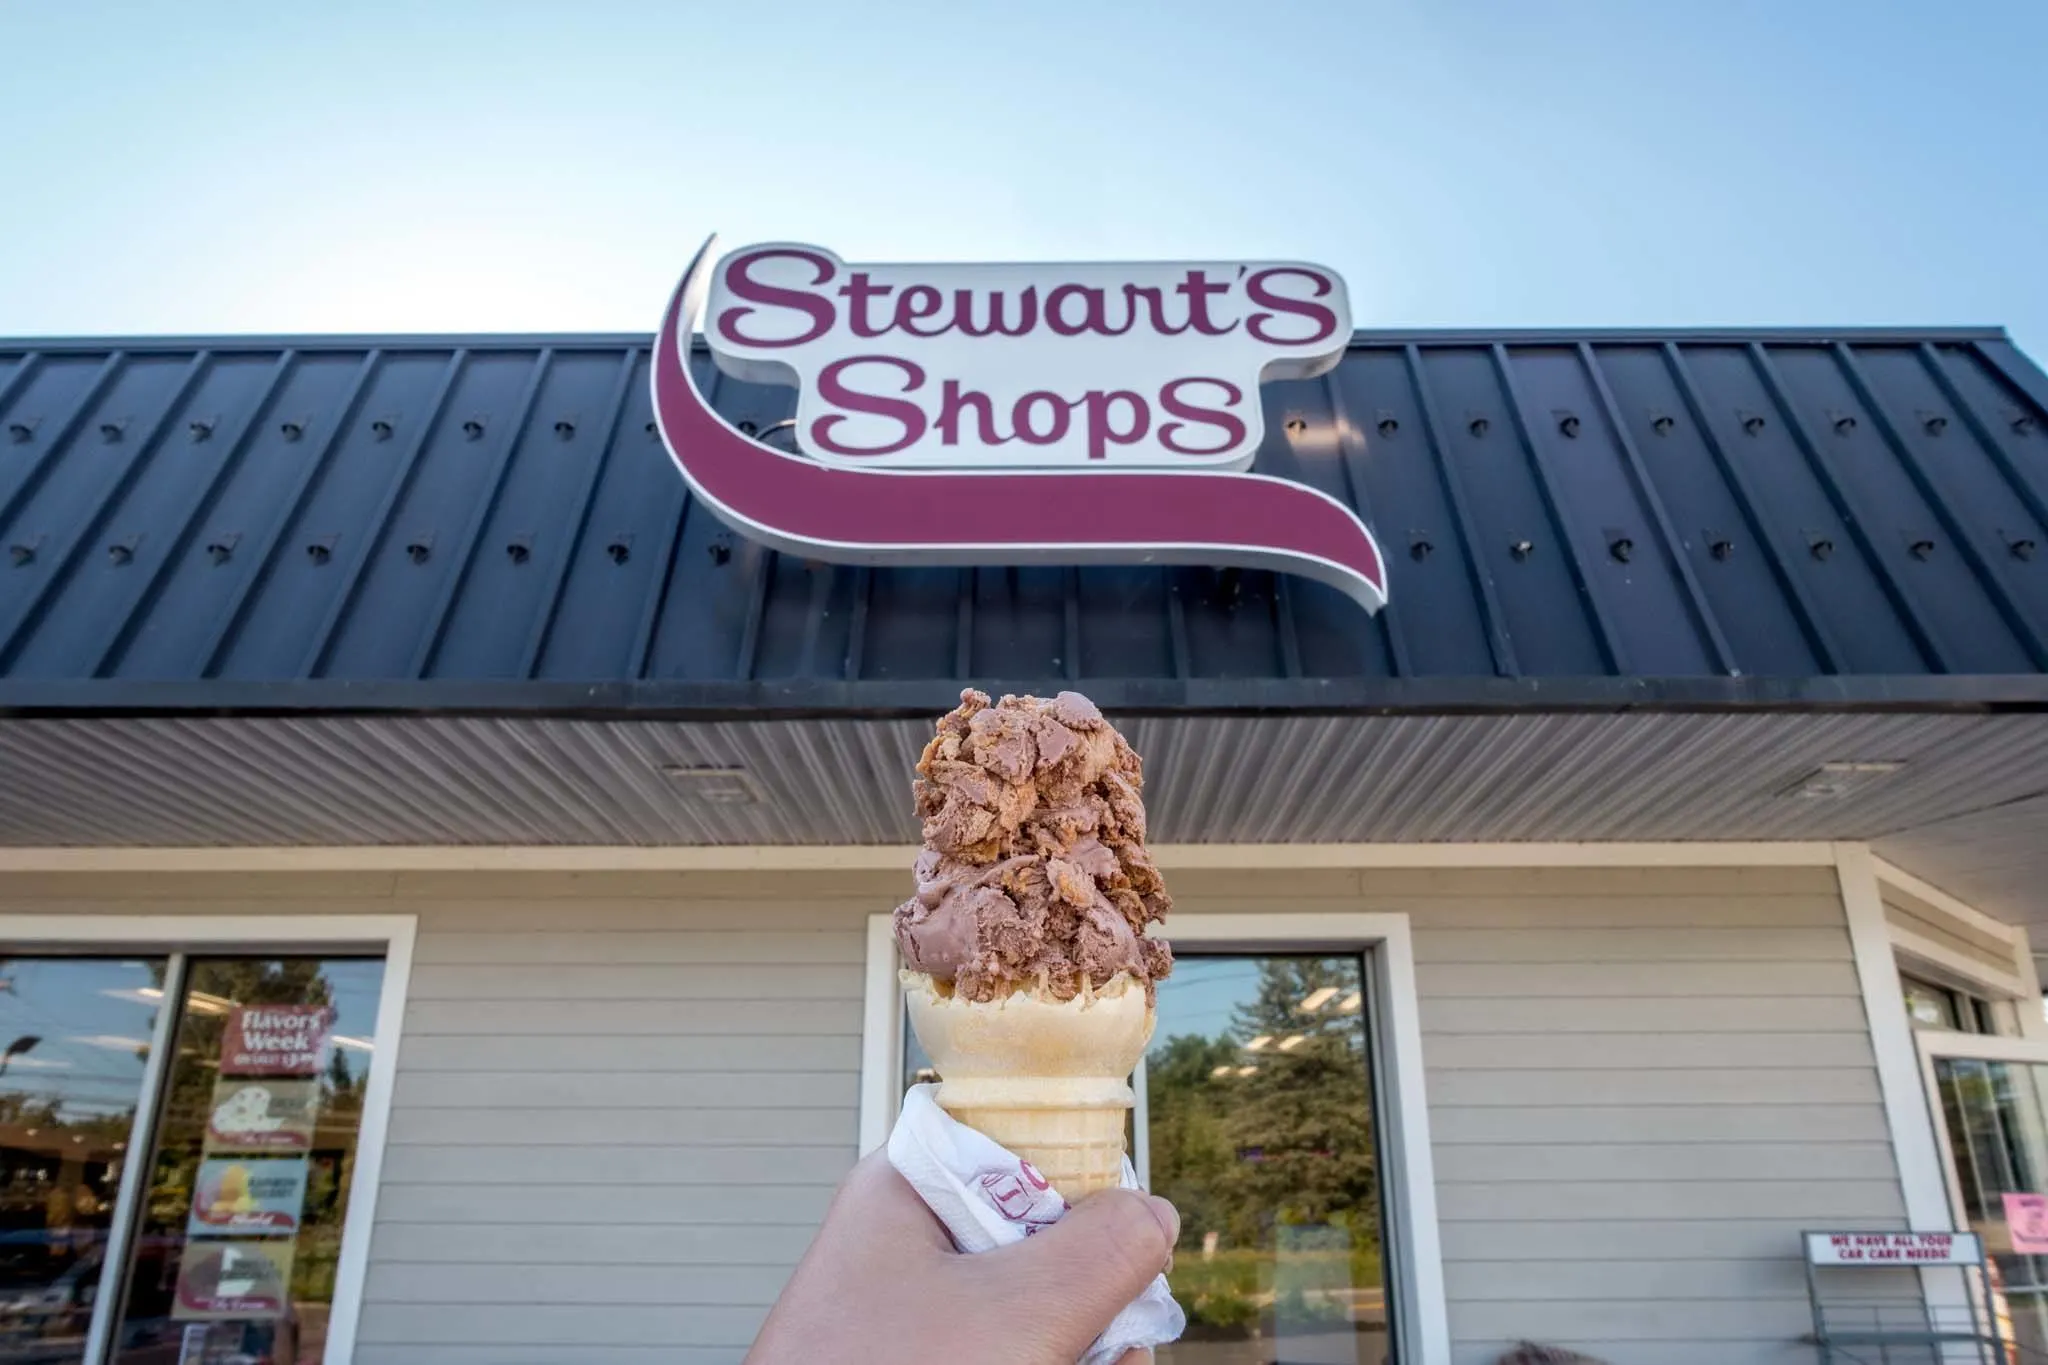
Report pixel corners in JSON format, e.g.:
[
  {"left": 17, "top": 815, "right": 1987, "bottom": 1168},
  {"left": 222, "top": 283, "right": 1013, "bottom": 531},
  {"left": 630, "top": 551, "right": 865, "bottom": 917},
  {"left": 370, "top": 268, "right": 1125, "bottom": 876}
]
[
  {"left": 1412, "top": 868, "right": 1902, "bottom": 1365},
  {"left": 364, "top": 889, "right": 876, "bottom": 1360}
]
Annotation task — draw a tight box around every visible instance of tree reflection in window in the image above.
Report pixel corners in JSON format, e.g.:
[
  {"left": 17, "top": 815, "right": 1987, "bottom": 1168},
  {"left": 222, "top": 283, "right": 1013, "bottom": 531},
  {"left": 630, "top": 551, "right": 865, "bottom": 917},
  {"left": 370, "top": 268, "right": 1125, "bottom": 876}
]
[{"left": 1149, "top": 955, "right": 1389, "bottom": 1365}]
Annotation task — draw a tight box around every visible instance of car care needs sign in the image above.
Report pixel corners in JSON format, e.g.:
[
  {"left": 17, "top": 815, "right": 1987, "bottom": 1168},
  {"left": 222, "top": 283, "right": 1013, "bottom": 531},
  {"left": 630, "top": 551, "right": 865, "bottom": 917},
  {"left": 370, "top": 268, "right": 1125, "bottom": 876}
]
[
  {"left": 653, "top": 236, "right": 1389, "bottom": 613},
  {"left": 1804, "top": 1231, "right": 1983, "bottom": 1266},
  {"left": 704, "top": 245, "right": 1350, "bottom": 470}
]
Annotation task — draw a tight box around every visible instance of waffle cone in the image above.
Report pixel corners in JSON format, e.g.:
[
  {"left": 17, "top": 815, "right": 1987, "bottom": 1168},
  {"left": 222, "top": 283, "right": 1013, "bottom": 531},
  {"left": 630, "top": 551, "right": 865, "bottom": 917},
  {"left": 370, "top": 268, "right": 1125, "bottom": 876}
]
[{"left": 903, "top": 969, "right": 1154, "bottom": 1200}]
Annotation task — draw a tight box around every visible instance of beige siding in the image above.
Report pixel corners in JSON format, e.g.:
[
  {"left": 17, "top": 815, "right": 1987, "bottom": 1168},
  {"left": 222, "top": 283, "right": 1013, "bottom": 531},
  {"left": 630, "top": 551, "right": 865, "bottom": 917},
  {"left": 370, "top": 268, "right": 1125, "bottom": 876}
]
[{"left": 0, "top": 861, "right": 1904, "bottom": 1365}]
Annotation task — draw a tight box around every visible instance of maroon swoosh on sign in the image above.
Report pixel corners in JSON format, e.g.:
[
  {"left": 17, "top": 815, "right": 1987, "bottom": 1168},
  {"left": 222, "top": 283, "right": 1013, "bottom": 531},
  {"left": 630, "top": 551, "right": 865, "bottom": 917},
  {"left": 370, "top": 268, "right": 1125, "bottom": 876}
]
[{"left": 649, "top": 237, "right": 1387, "bottom": 611}]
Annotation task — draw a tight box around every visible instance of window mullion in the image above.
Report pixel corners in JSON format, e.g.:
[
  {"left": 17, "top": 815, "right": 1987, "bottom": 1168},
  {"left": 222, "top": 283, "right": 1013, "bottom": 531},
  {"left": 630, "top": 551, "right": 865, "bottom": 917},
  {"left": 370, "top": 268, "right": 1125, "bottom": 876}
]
[{"left": 83, "top": 951, "right": 189, "bottom": 1365}]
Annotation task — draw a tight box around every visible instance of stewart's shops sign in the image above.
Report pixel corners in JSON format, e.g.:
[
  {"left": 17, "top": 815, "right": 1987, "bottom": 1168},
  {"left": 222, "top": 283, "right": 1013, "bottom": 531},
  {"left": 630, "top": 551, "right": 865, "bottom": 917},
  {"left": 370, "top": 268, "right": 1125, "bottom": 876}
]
[{"left": 651, "top": 237, "right": 1389, "bottom": 612}]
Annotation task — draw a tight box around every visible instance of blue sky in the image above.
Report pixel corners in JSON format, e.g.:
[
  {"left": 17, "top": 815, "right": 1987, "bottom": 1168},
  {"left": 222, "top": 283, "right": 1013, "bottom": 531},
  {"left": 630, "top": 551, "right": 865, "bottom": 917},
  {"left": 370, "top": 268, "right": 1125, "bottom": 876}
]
[{"left": 2, "top": 1, "right": 2044, "bottom": 355}]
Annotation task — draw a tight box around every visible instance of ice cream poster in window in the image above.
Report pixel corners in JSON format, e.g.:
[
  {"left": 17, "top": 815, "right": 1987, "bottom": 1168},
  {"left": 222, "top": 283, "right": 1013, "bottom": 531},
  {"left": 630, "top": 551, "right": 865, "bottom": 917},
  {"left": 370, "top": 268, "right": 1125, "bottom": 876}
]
[
  {"left": 172, "top": 1239, "right": 296, "bottom": 1321},
  {"left": 205, "top": 1078, "right": 318, "bottom": 1153},
  {"left": 219, "top": 1004, "right": 334, "bottom": 1077},
  {"left": 187, "top": 1157, "right": 309, "bottom": 1237}
]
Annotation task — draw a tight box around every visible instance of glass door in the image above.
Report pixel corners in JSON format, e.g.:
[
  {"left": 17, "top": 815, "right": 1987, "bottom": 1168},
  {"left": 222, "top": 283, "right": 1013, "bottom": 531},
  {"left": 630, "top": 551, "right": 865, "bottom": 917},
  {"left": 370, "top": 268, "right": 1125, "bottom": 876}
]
[
  {"left": 1923, "top": 1035, "right": 2048, "bottom": 1358},
  {"left": 1145, "top": 954, "right": 1392, "bottom": 1365},
  {"left": 900, "top": 952, "right": 1398, "bottom": 1364}
]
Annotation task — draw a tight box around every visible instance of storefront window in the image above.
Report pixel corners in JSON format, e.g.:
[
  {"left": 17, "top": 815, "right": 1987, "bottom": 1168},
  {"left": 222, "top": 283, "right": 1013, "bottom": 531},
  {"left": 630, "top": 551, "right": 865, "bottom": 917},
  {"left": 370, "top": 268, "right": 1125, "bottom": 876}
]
[
  {"left": 0, "top": 957, "right": 166, "bottom": 1365},
  {"left": 901, "top": 954, "right": 1395, "bottom": 1362},
  {"left": 1902, "top": 973, "right": 2000, "bottom": 1034},
  {"left": 109, "top": 956, "right": 385, "bottom": 1365}
]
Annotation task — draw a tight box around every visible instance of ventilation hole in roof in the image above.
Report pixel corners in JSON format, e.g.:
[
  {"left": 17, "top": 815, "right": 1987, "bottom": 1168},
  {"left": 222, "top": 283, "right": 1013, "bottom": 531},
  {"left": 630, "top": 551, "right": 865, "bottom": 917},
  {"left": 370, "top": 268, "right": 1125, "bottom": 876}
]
[
  {"left": 1923, "top": 414, "right": 1948, "bottom": 436},
  {"left": 370, "top": 418, "right": 395, "bottom": 441},
  {"left": 1557, "top": 414, "right": 1580, "bottom": 438},
  {"left": 1609, "top": 537, "right": 1633, "bottom": 563},
  {"left": 645, "top": 420, "right": 659, "bottom": 438},
  {"left": 306, "top": 542, "right": 332, "bottom": 564},
  {"left": 280, "top": 420, "right": 304, "bottom": 442},
  {"left": 1710, "top": 538, "right": 1734, "bottom": 561},
  {"left": 1284, "top": 416, "right": 1307, "bottom": 437},
  {"left": 1809, "top": 537, "right": 1834, "bottom": 561},
  {"left": 2015, "top": 414, "right": 2037, "bottom": 436},
  {"left": 206, "top": 538, "right": 236, "bottom": 564},
  {"left": 1651, "top": 414, "right": 1675, "bottom": 436},
  {"left": 188, "top": 419, "right": 214, "bottom": 442},
  {"left": 506, "top": 539, "right": 531, "bottom": 564},
  {"left": 1467, "top": 416, "right": 1489, "bottom": 437},
  {"left": 1742, "top": 414, "right": 1766, "bottom": 435},
  {"left": 1909, "top": 539, "right": 1935, "bottom": 560},
  {"left": 107, "top": 542, "right": 134, "bottom": 565},
  {"left": 461, "top": 418, "right": 485, "bottom": 441},
  {"left": 2012, "top": 539, "right": 2037, "bottom": 562},
  {"left": 10, "top": 543, "right": 35, "bottom": 566},
  {"left": 406, "top": 540, "right": 432, "bottom": 564},
  {"left": 607, "top": 539, "right": 631, "bottom": 564},
  {"left": 1509, "top": 539, "right": 1534, "bottom": 561},
  {"left": 554, "top": 419, "right": 576, "bottom": 440},
  {"left": 708, "top": 541, "right": 732, "bottom": 566},
  {"left": 1833, "top": 414, "right": 1857, "bottom": 435},
  {"left": 99, "top": 421, "right": 124, "bottom": 443},
  {"left": 8, "top": 422, "right": 34, "bottom": 443},
  {"left": 1409, "top": 539, "right": 1432, "bottom": 561},
  {"left": 737, "top": 419, "right": 759, "bottom": 437},
  {"left": 1376, "top": 416, "right": 1399, "bottom": 438}
]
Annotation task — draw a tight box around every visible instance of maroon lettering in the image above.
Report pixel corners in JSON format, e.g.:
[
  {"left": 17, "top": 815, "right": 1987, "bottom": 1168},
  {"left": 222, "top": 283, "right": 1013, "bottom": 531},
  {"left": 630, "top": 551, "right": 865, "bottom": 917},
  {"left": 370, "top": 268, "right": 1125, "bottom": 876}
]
[
  {"left": 838, "top": 272, "right": 895, "bottom": 339},
  {"left": 1082, "top": 390, "right": 1149, "bottom": 459},
  {"left": 1158, "top": 377, "right": 1246, "bottom": 454},
  {"left": 811, "top": 356, "right": 928, "bottom": 456},
  {"left": 715, "top": 248, "right": 837, "bottom": 349},
  {"left": 1046, "top": 284, "right": 1134, "bottom": 337},
  {"left": 896, "top": 285, "right": 946, "bottom": 338},
  {"left": 936, "top": 381, "right": 1009, "bottom": 446},
  {"left": 1012, "top": 391, "right": 1073, "bottom": 445},
  {"left": 1123, "top": 284, "right": 1189, "bottom": 336},
  {"left": 956, "top": 287, "right": 1037, "bottom": 337},
  {"left": 1246, "top": 267, "right": 1340, "bottom": 346},
  {"left": 1175, "top": 270, "right": 1237, "bottom": 336}
]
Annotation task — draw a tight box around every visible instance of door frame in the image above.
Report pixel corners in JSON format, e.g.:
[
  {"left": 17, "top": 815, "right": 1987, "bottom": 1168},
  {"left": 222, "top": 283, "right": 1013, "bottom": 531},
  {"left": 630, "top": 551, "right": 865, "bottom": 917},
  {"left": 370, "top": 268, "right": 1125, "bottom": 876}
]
[
  {"left": 0, "top": 913, "right": 418, "bottom": 1365},
  {"left": 860, "top": 909, "right": 1449, "bottom": 1365}
]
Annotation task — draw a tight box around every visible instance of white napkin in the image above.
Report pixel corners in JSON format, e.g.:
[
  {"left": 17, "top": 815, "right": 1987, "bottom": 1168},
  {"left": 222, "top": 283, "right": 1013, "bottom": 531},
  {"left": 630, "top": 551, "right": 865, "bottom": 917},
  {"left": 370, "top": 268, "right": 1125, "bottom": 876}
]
[{"left": 887, "top": 1084, "right": 1186, "bottom": 1364}]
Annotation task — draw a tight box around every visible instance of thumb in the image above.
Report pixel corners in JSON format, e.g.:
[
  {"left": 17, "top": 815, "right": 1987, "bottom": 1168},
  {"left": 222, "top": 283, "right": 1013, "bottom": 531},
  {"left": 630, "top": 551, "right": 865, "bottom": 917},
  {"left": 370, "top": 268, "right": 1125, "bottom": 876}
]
[{"left": 973, "top": 1190, "right": 1178, "bottom": 1361}]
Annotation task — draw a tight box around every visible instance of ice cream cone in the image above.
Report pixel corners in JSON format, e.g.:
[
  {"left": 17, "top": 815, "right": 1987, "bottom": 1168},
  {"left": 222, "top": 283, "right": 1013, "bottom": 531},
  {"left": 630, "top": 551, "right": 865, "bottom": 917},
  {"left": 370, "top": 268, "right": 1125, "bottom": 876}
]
[{"left": 904, "top": 967, "right": 1155, "bottom": 1200}]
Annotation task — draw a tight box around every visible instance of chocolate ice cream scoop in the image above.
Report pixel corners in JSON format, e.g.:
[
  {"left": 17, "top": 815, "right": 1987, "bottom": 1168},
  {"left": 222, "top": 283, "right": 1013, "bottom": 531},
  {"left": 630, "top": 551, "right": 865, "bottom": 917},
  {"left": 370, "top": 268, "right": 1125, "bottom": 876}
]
[{"left": 892, "top": 689, "right": 1173, "bottom": 1002}]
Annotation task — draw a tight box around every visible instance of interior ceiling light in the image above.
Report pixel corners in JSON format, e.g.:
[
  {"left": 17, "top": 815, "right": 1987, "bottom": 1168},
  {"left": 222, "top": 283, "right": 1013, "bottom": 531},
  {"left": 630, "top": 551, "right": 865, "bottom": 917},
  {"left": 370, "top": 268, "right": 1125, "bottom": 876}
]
[
  {"left": 1777, "top": 761, "right": 1905, "bottom": 801},
  {"left": 659, "top": 765, "right": 762, "bottom": 805},
  {"left": 1297, "top": 987, "right": 1339, "bottom": 1013},
  {"left": 1277, "top": 1035, "right": 1307, "bottom": 1051},
  {"left": 1244, "top": 1035, "right": 1272, "bottom": 1052}
]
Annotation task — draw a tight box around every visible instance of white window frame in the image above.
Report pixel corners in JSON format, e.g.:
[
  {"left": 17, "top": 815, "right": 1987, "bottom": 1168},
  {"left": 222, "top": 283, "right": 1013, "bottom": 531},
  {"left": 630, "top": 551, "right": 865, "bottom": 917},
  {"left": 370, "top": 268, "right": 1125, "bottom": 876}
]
[
  {"left": 859, "top": 910, "right": 1450, "bottom": 1365},
  {"left": 0, "top": 913, "right": 417, "bottom": 1365}
]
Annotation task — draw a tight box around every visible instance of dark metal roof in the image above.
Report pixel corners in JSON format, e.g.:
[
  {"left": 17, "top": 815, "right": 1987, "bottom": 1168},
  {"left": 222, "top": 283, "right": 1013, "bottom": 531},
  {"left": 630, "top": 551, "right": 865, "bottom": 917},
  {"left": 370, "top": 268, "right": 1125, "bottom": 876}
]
[{"left": 6, "top": 327, "right": 2048, "bottom": 717}]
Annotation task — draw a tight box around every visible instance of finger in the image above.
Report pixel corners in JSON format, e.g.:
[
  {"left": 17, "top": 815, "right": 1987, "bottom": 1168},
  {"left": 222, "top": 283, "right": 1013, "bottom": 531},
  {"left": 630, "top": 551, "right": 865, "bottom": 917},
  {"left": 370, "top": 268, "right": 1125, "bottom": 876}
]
[
  {"left": 1116, "top": 1352, "right": 1153, "bottom": 1365},
  {"left": 969, "top": 1190, "right": 1178, "bottom": 1360},
  {"left": 815, "top": 1149, "right": 954, "bottom": 1255}
]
